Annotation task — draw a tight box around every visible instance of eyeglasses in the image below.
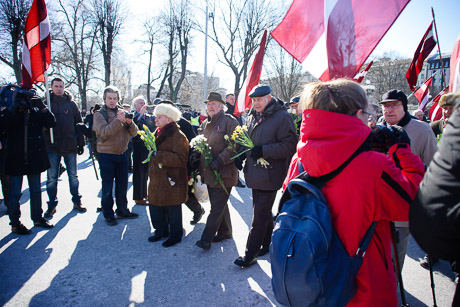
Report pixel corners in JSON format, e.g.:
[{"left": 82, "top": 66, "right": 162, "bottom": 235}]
[{"left": 382, "top": 102, "right": 402, "bottom": 110}]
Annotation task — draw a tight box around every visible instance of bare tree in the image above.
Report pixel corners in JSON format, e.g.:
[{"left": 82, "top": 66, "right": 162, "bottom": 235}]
[
  {"left": 92, "top": 0, "right": 124, "bottom": 86},
  {"left": 52, "top": 0, "right": 98, "bottom": 110},
  {"left": 204, "top": 0, "right": 280, "bottom": 96},
  {"left": 0, "top": 0, "right": 32, "bottom": 84},
  {"left": 158, "top": 0, "right": 194, "bottom": 103},
  {"left": 265, "top": 42, "right": 304, "bottom": 101}
]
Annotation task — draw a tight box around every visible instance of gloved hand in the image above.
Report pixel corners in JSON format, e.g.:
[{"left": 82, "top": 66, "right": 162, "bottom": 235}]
[
  {"left": 250, "top": 145, "right": 263, "bottom": 159},
  {"left": 78, "top": 146, "right": 84, "bottom": 155},
  {"left": 31, "top": 98, "right": 47, "bottom": 110},
  {"left": 210, "top": 157, "right": 221, "bottom": 171},
  {"left": 389, "top": 125, "right": 410, "bottom": 146},
  {"left": 76, "top": 123, "right": 92, "bottom": 138},
  {"left": 234, "top": 155, "right": 244, "bottom": 170},
  {"left": 189, "top": 151, "right": 201, "bottom": 171}
]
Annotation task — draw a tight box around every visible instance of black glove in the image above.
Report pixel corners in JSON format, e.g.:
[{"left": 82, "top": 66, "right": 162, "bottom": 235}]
[
  {"left": 77, "top": 145, "right": 84, "bottom": 155},
  {"left": 250, "top": 145, "right": 263, "bottom": 159},
  {"left": 76, "top": 123, "right": 92, "bottom": 138},
  {"left": 189, "top": 151, "right": 201, "bottom": 171},
  {"left": 31, "top": 98, "right": 47, "bottom": 110},
  {"left": 389, "top": 125, "right": 411, "bottom": 146},
  {"left": 210, "top": 157, "right": 221, "bottom": 171},
  {"left": 234, "top": 155, "right": 244, "bottom": 170}
]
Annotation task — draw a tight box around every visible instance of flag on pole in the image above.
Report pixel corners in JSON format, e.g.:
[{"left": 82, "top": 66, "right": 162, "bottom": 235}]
[
  {"left": 450, "top": 33, "right": 460, "bottom": 93},
  {"left": 271, "top": 0, "right": 409, "bottom": 81},
  {"left": 22, "top": 0, "right": 51, "bottom": 89},
  {"left": 234, "top": 30, "right": 267, "bottom": 116},
  {"left": 406, "top": 22, "right": 437, "bottom": 91},
  {"left": 414, "top": 76, "right": 433, "bottom": 111},
  {"left": 429, "top": 86, "right": 449, "bottom": 122},
  {"left": 353, "top": 61, "right": 373, "bottom": 84}
]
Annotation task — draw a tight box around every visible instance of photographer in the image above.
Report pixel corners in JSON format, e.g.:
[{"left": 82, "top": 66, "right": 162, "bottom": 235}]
[
  {"left": 0, "top": 86, "right": 56, "bottom": 234},
  {"left": 43, "top": 78, "right": 86, "bottom": 218},
  {"left": 93, "top": 85, "right": 139, "bottom": 226}
]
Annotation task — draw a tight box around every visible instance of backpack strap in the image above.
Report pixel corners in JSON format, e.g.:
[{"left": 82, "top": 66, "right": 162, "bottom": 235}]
[{"left": 355, "top": 221, "right": 377, "bottom": 258}]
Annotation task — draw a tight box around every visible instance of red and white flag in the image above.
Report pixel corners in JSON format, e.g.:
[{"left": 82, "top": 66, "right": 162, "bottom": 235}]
[
  {"left": 271, "top": 0, "right": 409, "bottom": 81},
  {"left": 406, "top": 22, "right": 437, "bottom": 91},
  {"left": 22, "top": 0, "right": 51, "bottom": 89},
  {"left": 450, "top": 33, "right": 460, "bottom": 93},
  {"left": 234, "top": 30, "right": 267, "bottom": 116},
  {"left": 429, "top": 86, "right": 449, "bottom": 122},
  {"left": 414, "top": 76, "right": 433, "bottom": 111},
  {"left": 353, "top": 61, "right": 373, "bottom": 84}
]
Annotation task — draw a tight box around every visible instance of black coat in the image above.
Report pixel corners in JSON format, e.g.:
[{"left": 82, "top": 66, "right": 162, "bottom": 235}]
[
  {"left": 410, "top": 108, "right": 460, "bottom": 261},
  {"left": 0, "top": 107, "right": 56, "bottom": 176}
]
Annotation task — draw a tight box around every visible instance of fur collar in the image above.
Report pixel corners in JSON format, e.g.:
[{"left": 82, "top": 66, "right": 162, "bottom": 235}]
[{"left": 155, "top": 122, "right": 179, "bottom": 147}]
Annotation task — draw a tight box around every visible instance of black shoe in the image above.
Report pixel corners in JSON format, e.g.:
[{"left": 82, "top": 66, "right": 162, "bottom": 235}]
[
  {"left": 34, "top": 218, "right": 54, "bottom": 228},
  {"left": 420, "top": 254, "right": 438, "bottom": 269},
  {"left": 190, "top": 208, "right": 205, "bottom": 225},
  {"left": 12, "top": 223, "right": 31, "bottom": 235},
  {"left": 236, "top": 178, "right": 245, "bottom": 188},
  {"left": 195, "top": 240, "right": 211, "bottom": 251},
  {"left": 105, "top": 217, "right": 118, "bottom": 226},
  {"left": 96, "top": 207, "right": 102, "bottom": 212},
  {"left": 213, "top": 234, "right": 233, "bottom": 242},
  {"left": 258, "top": 245, "right": 270, "bottom": 257},
  {"left": 116, "top": 211, "right": 139, "bottom": 219},
  {"left": 234, "top": 256, "right": 257, "bottom": 267},
  {"left": 162, "top": 238, "right": 181, "bottom": 247},
  {"left": 44, "top": 207, "right": 56, "bottom": 218},
  {"left": 73, "top": 203, "right": 87, "bottom": 212},
  {"left": 148, "top": 233, "right": 168, "bottom": 242}
]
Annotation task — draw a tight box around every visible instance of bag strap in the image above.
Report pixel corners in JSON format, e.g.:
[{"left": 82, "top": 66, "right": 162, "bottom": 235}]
[{"left": 355, "top": 221, "right": 377, "bottom": 258}]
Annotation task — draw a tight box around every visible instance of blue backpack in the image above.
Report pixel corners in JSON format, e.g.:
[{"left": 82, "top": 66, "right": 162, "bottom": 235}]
[{"left": 270, "top": 147, "right": 376, "bottom": 307}]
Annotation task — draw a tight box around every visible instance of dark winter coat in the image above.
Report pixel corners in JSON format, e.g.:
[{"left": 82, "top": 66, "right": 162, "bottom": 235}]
[
  {"left": 148, "top": 122, "right": 189, "bottom": 206},
  {"left": 284, "top": 109, "right": 425, "bottom": 306},
  {"left": 132, "top": 112, "right": 155, "bottom": 144},
  {"left": 198, "top": 110, "right": 239, "bottom": 188},
  {"left": 0, "top": 107, "right": 55, "bottom": 176},
  {"left": 243, "top": 98, "right": 297, "bottom": 191},
  {"left": 43, "top": 90, "right": 84, "bottom": 155}
]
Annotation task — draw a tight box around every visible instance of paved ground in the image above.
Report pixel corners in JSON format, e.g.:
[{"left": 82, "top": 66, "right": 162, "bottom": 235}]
[{"left": 0, "top": 154, "right": 457, "bottom": 306}]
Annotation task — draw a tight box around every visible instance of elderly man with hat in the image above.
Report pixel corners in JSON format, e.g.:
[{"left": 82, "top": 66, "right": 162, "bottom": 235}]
[
  {"left": 147, "top": 103, "right": 189, "bottom": 247},
  {"left": 195, "top": 92, "right": 240, "bottom": 251},
  {"left": 378, "top": 89, "right": 437, "bottom": 270},
  {"left": 234, "top": 85, "right": 297, "bottom": 267},
  {"left": 288, "top": 96, "right": 302, "bottom": 136},
  {"left": 430, "top": 92, "right": 457, "bottom": 138}
]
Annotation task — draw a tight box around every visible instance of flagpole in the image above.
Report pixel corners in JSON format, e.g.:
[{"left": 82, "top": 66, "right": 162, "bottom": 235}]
[
  {"left": 431, "top": 7, "right": 446, "bottom": 88},
  {"left": 44, "top": 72, "right": 54, "bottom": 143}
]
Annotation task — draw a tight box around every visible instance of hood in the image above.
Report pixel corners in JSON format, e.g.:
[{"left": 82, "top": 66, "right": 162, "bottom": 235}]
[
  {"left": 50, "top": 89, "right": 73, "bottom": 102},
  {"left": 297, "top": 109, "right": 371, "bottom": 177}
]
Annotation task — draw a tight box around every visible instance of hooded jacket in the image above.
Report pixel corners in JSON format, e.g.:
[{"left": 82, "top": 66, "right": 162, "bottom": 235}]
[
  {"left": 244, "top": 98, "right": 297, "bottom": 191},
  {"left": 283, "top": 109, "right": 425, "bottom": 307},
  {"left": 43, "top": 90, "right": 84, "bottom": 155}
]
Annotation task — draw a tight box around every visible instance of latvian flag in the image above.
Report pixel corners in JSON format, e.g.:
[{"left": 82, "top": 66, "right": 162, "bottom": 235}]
[{"left": 414, "top": 76, "right": 433, "bottom": 112}]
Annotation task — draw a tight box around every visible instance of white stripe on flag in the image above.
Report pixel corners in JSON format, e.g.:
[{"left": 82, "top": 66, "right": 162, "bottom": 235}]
[
  {"left": 431, "top": 104, "right": 441, "bottom": 122},
  {"left": 22, "top": 42, "right": 32, "bottom": 76}
]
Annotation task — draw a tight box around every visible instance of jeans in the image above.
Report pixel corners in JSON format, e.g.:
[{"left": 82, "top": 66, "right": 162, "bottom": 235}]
[
  {"left": 98, "top": 152, "right": 129, "bottom": 219},
  {"left": 8, "top": 174, "right": 43, "bottom": 226},
  {"left": 46, "top": 152, "right": 81, "bottom": 209}
]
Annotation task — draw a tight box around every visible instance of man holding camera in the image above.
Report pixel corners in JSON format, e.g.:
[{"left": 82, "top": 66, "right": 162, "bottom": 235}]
[
  {"left": 93, "top": 86, "right": 139, "bottom": 226},
  {"left": 0, "top": 86, "right": 56, "bottom": 234},
  {"left": 378, "top": 89, "right": 437, "bottom": 269},
  {"left": 43, "top": 78, "right": 86, "bottom": 218}
]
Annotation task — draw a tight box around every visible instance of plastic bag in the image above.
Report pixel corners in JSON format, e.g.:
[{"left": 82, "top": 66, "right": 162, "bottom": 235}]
[{"left": 193, "top": 175, "right": 209, "bottom": 203}]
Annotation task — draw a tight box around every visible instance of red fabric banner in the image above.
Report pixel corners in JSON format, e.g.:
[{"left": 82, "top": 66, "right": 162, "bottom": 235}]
[
  {"left": 450, "top": 33, "right": 460, "bottom": 93},
  {"left": 429, "top": 86, "right": 449, "bottom": 121},
  {"left": 406, "top": 22, "right": 437, "bottom": 91},
  {"left": 353, "top": 61, "right": 373, "bottom": 84},
  {"left": 234, "top": 30, "right": 267, "bottom": 116},
  {"left": 22, "top": 0, "right": 51, "bottom": 89},
  {"left": 414, "top": 76, "right": 433, "bottom": 111}
]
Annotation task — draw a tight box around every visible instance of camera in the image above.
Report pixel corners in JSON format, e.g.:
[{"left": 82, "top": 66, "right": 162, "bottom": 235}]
[
  {"left": 123, "top": 111, "right": 134, "bottom": 119},
  {"left": 0, "top": 84, "right": 36, "bottom": 109}
]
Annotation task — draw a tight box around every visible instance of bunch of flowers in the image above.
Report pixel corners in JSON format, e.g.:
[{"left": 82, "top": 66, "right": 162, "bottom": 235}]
[
  {"left": 138, "top": 124, "right": 159, "bottom": 165},
  {"left": 226, "top": 125, "right": 269, "bottom": 168},
  {"left": 190, "top": 135, "right": 228, "bottom": 194}
]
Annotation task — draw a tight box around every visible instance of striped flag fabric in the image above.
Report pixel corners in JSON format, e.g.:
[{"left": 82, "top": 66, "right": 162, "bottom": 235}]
[
  {"left": 234, "top": 30, "right": 267, "bottom": 116},
  {"left": 271, "top": 0, "right": 409, "bottom": 81},
  {"left": 406, "top": 22, "right": 437, "bottom": 91},
  {"left": 353, "top": 61, "right": 373, "bottom": 84},
  {"left": 450, "top": 33, "right": 460, "bottom": 92},
  {"left": 414, "top": 76, "right": 433, "bottom": 111},
  {"left": 21, "top": 0, "right": 51, "bottom": 89},
  {"left": 429, "top": 86, "right": 449, "bottom": 122}
]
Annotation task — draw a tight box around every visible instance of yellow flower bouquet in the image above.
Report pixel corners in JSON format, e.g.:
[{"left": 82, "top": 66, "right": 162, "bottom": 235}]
[
  {"left": 226, "top": 125, "right": 269, "bottom": 168},
  {"left": 138, "top": 124, "right": 158, "bottom": 165}
]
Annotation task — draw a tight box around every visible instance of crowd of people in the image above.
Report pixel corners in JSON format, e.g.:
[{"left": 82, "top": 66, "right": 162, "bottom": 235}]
[{"left": 0, "top": 76, "right": 458, "bottom": 306}]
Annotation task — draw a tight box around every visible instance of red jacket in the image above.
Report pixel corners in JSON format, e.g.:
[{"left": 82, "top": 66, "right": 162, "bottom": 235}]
[{"left": 283, "top": 109, "right": 425, "bottom": 306}]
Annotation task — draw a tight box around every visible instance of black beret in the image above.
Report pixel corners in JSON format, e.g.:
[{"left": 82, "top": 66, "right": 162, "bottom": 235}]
[
  {"left": 248, "top": 85, "right": 272, "bottom": 98},
  {"left": 289, "top": 96, "right": 300, "bottom": 104}
]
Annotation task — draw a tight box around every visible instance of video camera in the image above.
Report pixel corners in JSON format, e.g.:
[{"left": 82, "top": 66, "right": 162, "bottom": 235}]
[
  {"left": 0, "top": 84, "right": 42, "bottom": 112},
  {"left": 370, "top": 125, "right": 410, "bottom": 153}
]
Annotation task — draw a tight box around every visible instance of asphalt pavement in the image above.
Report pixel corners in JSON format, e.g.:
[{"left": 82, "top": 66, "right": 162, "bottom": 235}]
[{"left": 0, "top": 154, "right": 457, "bottom": 306}]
